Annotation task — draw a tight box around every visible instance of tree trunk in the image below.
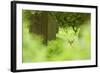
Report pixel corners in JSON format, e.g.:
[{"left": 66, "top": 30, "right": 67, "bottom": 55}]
[{"left": 29, "top": 11, "right": 58, "bottom": 44}]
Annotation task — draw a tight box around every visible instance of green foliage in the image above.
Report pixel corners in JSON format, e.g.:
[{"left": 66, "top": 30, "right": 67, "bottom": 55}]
[
  {"left": 22, "top": 10, "right": 91, "bottom": 63},
  {"left": 22, "top": 23, "right": 91, "bottom": 62},
  {"left": 54, "top": 12, "right": 90, "bottom": 33},
  {"left": 22, "top": 10, "right": 90, "bottom": 34}
]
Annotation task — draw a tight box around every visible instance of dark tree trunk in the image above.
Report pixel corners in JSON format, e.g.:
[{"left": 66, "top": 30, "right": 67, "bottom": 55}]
[{"left": 29, "top": 11, "right": 58, "bottom": 44}]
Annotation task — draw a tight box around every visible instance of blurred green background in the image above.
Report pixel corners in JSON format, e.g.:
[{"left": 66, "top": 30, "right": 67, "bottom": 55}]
[{"left": 22, "top": 10, "right": 91, "bottom": 63}]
